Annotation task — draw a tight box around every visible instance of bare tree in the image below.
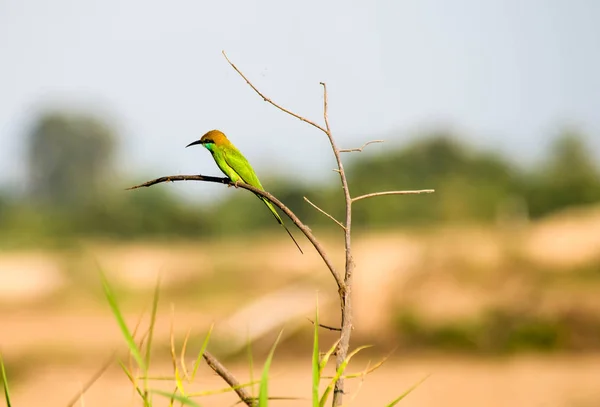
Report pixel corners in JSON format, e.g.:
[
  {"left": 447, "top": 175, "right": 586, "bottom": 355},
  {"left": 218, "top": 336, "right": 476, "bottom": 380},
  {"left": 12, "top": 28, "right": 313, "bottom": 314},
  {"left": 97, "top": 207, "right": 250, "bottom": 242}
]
[{"left": 129, "top": 51, "right": 433, "bottom": 406}]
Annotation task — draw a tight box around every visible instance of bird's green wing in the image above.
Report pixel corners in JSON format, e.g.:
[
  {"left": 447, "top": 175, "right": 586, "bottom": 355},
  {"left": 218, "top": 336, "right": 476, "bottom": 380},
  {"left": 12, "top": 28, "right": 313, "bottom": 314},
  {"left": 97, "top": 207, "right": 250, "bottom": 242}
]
[
  {"left": 222, "top": 147, "right": 264, "bottom": 190},
  {"left": 222, "top": 145, "right": 304, "bottom": 254}
]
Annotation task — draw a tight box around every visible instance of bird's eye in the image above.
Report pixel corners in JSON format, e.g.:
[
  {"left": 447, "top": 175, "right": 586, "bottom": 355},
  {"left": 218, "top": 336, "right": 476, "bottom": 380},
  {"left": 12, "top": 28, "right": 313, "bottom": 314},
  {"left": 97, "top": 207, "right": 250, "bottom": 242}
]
[{"left": 204, "top": 139, "right": 213, "bottom": 144}]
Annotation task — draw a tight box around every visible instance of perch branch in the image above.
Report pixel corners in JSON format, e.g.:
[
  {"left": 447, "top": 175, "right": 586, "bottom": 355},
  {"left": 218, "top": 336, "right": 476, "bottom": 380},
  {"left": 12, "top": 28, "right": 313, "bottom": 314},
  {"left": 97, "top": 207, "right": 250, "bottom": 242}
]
[
  {"left": 304, "top": 196, "right": 346, "bottom": 230},
  {"left": 126, "top": 175, "right": 229, "bottom": 189},
  {"left": 203, "top": 351, "right": 254, "bottom": 407},
  {"left": 339, "top": 140, "right": 384, "bottom": 153},
  {"left": 127, "top": 175, "right": 344, "bottom": 291},
  {"left": 352, "top": 189, "right": 435, "bottom": 202}
]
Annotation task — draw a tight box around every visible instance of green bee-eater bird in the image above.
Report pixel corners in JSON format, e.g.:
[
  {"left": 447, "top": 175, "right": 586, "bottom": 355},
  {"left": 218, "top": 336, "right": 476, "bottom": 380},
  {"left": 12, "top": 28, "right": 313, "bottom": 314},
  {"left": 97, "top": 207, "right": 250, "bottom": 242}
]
[{"left": 186, "top": 130, "right": 303, "bottom": 254}]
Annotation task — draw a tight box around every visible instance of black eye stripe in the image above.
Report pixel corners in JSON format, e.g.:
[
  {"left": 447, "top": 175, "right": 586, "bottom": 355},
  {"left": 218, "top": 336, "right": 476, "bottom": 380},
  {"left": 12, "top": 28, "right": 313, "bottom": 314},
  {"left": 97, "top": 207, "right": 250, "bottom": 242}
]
[{"left": 203, "top": 139, "right": 214, "bottom": 144}]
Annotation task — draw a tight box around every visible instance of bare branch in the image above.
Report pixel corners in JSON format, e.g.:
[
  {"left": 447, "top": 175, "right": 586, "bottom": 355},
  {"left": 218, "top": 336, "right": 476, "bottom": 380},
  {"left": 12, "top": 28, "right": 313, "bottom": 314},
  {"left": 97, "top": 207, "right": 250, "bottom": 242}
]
[
  {"left": 222, "top": 51, "right": 326, "bottom": 133},
  {"left": 217, "top": 52, "right": 433, "bottom": 407},
  {"left": 307, "top": 317, "right": 342, "bottom": 332},
  {"left": 339, "top": 140, "right": 384, "bottom": 153},
  {"left": 352, "top": 189, "right": 435, "bottom": 202},
  {"left": 319, "top": 82, "right": 355, "bottom": 407},
  {"left": 320, "top": 82, "right": 332, "bottom": 135},
  {"left": 203, "top": 350, "right": 255, "bottom": 407},
  {"left": 126, "top": 175, "right": 228, "bottom": 190},
  {"left": 304, "top": 196, "right": 345, "bottom": 230},
  {"left": 128, "top": 175, "right": 344, "bottom": 291}
]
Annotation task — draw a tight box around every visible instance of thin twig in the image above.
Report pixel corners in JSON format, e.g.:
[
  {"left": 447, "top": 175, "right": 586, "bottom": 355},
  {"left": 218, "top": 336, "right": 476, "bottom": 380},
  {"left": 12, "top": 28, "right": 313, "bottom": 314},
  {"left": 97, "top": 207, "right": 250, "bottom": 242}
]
[
  {"left": 303, "top": 196, "right": 346, "bottom": 230},
  {"left": 65, "top": 351, "right": 116, "bottom": 407},
  {"left": 339, "top": 140, "right": 384, "bottom": 153},
  {"left": 128, "top": 175, "right": 344, "bottom": 291},
  {"left": 317, "top": 82, "right": 355, "bottom": 406},
  {"left": 222, "top": 51, "right": 327, "bottom": 134},
  {"left": 352, "top": 189, "right": 435, "bottom": 202},
  {"left": 203, "top": 351, "right": 255, "bottom": 407},
  {"left": 307, "top": 318, "right": 342, "bottom": 332}
]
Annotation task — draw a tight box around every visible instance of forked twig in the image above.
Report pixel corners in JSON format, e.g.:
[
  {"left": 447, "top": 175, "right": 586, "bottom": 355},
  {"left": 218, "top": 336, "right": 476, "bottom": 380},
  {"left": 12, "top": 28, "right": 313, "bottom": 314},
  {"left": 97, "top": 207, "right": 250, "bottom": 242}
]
[
  {"left": 304, "top": 197, "right": 345, "bottom": 230},
  {"left": 339, "top": 140, "right": 384, "bottom": 153},
  {"left": 352, "top": 189, "right": 435, "bottom": 202},
  {"left": 222, "top": 51, "right": 326, "bottom": 134}
]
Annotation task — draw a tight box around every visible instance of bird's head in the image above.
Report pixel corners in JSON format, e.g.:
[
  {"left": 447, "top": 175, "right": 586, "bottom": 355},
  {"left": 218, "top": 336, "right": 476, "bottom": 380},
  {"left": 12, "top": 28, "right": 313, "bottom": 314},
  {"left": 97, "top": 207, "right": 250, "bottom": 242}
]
[{"left": 186, "top": 130, "right": 229, "bottom": 151}]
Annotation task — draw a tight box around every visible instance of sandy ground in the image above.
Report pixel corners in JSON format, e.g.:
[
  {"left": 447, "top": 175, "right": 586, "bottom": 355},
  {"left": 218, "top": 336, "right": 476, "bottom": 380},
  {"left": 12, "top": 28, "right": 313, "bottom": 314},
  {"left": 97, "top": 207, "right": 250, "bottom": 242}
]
[
  {"left": 4, "top": 307, "right": 600, "bottom": 407},
  {"left": 6, "top": 355, "right": 600, "bottom": 407},
  {"left": 3, "top": 206, "right": 600, "bottom": 406}
]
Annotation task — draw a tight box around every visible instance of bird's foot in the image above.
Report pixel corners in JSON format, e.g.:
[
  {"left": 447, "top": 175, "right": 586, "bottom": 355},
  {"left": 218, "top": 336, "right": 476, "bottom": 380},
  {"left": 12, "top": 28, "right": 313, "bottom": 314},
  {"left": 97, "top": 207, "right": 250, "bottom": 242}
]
[{"left": 233, "top": 180, "right": 241, "bottom": 189}]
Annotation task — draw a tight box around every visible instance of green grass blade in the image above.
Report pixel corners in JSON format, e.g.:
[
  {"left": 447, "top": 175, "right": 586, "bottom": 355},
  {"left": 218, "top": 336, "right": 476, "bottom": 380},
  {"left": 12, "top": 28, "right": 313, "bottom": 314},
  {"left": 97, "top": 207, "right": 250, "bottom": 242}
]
[
  {"left": 191, "top": 324, "right": 213, "bottom": 382},
  {"left": 319, "top": 345, "right": 371, "bottom": 407},
  {"left": 152, "top": 390, "right": 202, "bottom": 407},
  {"left": 119, "top": 360, "right": 145, "bottom": 400},
  {"left": 258, "top": 331, "right": 283, "bottom": 407},
  {"left": 145, "top": 277, "right": 161, "bottom": 369},
  {"left": 0, "top": 354, "right": 12, "bottom": 407},
  {"left": 101, "top": 272, "right": 147, "bottom": 372},
  {"left": 143, "top": 277, "right": 160, "bottom": 405},
  {"left": 318, "top": 339, "right": 340, "bottom": 373},
  {"left": 311, "top": 306, "right": 320, "bottom": 407},
  {"left": 385, "top": 374, "right": 430, "bottom": 407},
  {"left": 175, "top": 364, "right": 185, "bottom": 396}
]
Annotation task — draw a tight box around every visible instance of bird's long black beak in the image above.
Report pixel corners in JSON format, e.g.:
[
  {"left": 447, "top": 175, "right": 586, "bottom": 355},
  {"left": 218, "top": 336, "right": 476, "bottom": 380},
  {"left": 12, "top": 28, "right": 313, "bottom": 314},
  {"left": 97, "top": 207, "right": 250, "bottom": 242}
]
[{"left": 186, "top": 139, "right": 203, "bottom": 148}]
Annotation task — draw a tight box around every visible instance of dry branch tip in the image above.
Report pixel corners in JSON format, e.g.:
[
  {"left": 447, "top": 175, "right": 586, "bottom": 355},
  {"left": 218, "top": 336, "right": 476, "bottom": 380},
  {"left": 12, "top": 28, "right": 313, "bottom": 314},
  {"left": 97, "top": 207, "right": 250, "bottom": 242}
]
[
  {"left": 352, "top": 189, "right": 435, "bottom": 202},
  {"left": 340, "top": 140, "right": 385, "bottom": 153},
  {"left": 307, "top": 317, "right": 342, "bottom": 332}
]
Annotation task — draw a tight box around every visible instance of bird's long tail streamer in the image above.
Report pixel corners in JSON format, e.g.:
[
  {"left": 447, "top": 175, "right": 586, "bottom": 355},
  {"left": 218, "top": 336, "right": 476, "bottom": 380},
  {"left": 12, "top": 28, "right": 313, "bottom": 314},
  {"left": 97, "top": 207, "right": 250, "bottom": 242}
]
[{"left": 260, "top": 196, "right": 303, "bottom": 254}]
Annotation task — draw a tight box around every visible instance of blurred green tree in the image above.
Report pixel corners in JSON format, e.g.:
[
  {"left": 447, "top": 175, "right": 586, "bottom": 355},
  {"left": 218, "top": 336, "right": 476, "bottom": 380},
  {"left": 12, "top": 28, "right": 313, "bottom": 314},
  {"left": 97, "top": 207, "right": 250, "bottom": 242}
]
[
  {"left": 346, "top": 133, "right": 519, "bottom": 226},
  {"left": 0, "top": 192, "right": 8, "bottom": 228},
  {"left": 27, "top": 112, "right": 117, "bottom": 207},
  {"left": 523, "top": 130, "right": 600, "bottom": 218}
]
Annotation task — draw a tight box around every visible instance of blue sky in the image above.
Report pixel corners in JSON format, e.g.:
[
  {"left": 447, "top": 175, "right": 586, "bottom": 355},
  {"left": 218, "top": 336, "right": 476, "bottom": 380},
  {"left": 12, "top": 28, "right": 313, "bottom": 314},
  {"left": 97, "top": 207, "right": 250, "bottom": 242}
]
[{"left": 1, "top": 0, "right": 599, "bottom": 197}]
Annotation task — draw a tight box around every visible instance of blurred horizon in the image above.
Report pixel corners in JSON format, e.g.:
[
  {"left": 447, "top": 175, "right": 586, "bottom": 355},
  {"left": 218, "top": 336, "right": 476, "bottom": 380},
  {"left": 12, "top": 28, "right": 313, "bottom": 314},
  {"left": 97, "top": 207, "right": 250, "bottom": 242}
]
[{"left": 2, "top": 0, "right": 600, "bottom": 197}]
